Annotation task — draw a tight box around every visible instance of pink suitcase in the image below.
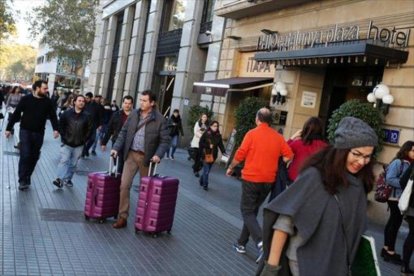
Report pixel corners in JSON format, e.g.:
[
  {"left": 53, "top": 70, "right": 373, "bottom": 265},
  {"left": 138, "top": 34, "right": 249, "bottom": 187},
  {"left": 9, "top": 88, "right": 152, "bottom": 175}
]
[
  {"left": 135, "top": 163, "right": 179, "bottom": 237},
  {"left": 84, "top": 158, "right": 121, "bottom": 223}
]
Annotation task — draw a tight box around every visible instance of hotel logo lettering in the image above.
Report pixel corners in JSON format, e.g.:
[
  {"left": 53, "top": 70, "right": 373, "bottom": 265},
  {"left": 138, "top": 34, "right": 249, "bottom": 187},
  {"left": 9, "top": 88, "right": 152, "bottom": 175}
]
[{"left": 257, "top": 21, "right": 411, "bottom": 52}]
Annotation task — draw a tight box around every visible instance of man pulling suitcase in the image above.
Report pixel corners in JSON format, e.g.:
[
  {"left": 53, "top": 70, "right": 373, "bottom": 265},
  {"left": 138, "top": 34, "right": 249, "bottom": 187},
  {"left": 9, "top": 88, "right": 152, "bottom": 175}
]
[{"left": 110, "top": 90, "right": 170, "bottom": 229}]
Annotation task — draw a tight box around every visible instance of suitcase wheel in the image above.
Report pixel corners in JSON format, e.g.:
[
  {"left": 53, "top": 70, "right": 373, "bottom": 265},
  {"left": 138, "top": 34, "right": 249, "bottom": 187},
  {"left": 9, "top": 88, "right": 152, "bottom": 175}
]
[
  {"left": 152, "top": 233, "right": 158, "bottom": 238},
  {"left": 167, "top": 230, "right": 171, "bottom": 235},
  {"left": 135, "top": 229, "right": 140, "bottom": 234},
  {"left": 84, "top": 215, "right": 90, "bottom": 221},
  {"left": 98, "top": 218, "right": 106, "bottom": 224},
  {"left": 114, "top": 214, "right": 118, "bottom": 219}
]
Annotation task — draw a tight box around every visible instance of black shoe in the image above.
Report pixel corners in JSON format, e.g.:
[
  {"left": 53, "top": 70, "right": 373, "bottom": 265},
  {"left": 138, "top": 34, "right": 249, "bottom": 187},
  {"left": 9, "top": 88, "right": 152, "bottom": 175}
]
[
  {"left": 18, "top": 181, "right": 29, "bottom": 191},
  {"left": 64, "top": 180, "right": 73, "bottom": 187},
  {"left": 91, "top": 151, "right": 97, "bottom": 156},
  {"left": 401, "top": 265, "right": 414, "bottom": 276},
  {"left": 203, "top": 186, "right": 208, "bottom": 191},
  {"left": 382, "top": 249, "right": 402, "bottom": 265},
  {"left": 194, "top": 172, "right": 200, "bottom": 177},
  {"left": 53, "top": 178, "right": 63, "bottom": 189}
]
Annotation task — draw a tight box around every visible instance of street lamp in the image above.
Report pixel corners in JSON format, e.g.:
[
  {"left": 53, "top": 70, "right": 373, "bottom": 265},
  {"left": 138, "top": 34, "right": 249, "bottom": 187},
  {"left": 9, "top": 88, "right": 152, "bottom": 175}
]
[
  {"left": 271, "top": 81, "right": 287, "bottom": 105},
  {"left": 367, "top": 84, "right": 394, "bottom": 115}
]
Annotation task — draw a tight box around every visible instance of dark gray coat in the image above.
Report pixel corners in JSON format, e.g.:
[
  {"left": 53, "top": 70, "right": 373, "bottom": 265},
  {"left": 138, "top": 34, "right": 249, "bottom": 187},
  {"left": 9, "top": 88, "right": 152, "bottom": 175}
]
[
  {"left": 113, "top": 108, "right": 170, "bottom": 166},
  {"left": 259, "top": 167, "right": 367, "bottom": 276}
]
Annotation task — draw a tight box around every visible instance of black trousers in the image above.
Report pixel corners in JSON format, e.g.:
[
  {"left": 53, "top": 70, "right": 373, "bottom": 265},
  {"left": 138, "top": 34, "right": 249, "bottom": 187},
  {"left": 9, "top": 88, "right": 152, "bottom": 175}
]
[
  {"left": 238, "top": 181, "right": 272, "bottom": 246},
  {"left": 403, "top": 216, "right": 414, "bottom": 266},
  {"left": 192, "top": 148, "right": 202, "bottom": 173},
  {"left": 18, "top": 129, "right": 44, "bottom": 183},
  {"left": 384, "top": 200, "right": 403, "bottom": 251}
]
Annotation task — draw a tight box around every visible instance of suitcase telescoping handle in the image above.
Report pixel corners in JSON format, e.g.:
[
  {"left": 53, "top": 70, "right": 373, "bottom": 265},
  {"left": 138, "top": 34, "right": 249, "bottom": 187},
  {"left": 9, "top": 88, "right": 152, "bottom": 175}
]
[
  {"left": 148, "top": 161, "right": 158, "bottom": 177},
  {"left": 109, "top": 156, "right": 119, "bottom": 177}
]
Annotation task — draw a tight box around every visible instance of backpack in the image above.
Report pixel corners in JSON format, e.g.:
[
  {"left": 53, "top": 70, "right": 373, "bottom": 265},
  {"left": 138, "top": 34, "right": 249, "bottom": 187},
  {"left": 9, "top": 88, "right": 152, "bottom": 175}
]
[
  {"left": 374, "top": 165, "right": 392, "bottom": 202},
  {"left": 374, "top": 160, "right": 404, "bottom": 203}
]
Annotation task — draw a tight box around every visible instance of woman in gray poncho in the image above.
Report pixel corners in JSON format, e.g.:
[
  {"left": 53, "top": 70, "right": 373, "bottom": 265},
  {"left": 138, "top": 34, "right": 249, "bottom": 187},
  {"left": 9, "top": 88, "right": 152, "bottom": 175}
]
[{"left": 259, "top": 117, "right": 378, "bottom": 276}]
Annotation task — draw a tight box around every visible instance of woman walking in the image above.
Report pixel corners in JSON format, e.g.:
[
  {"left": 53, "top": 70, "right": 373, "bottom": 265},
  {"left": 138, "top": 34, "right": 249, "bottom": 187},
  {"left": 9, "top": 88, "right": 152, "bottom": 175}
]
[
  {"left": 166, "top": 109, "right": 184, "bottom": 160},
  {"left": 190, "top": 113, "right": 209, "bottom": 177},
  {"left": 382, "top": 140, "right": 414, "bottom": 265},
  {"left": 198, "top": 121, "right": 225, "bottom": 191},
  {"left": 6, "top": 86, "right": 22, "bottom": 135},
  {"left": 400, "top": 161, "right": 414, "bottom": 275},
  {"left": 287, "top": 117, "right": 327, "bottom": 182},
  {"left": 259, "top": 117, "right": 378, "bottom": 276}
]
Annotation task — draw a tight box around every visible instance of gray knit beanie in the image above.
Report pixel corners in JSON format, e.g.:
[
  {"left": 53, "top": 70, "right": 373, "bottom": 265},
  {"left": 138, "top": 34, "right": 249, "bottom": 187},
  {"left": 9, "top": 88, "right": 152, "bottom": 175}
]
[{"left": 334, "top": 116, "right": 378, "bottom": 149}]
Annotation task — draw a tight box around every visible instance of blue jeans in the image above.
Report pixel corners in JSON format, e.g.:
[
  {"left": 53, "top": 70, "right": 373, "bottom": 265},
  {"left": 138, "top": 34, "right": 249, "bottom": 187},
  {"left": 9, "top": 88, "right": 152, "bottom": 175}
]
[
  {"left": 167, "top": 135, "right": 179, "bottom": 158},
  {"left": 57, "top": 144, "right": 83, "bottom": 182},
  {"left": 19, "top": 129, "right": 44, "bottom": 183},
  {"left": 199, "top": 162, "right": 213, "bottom": 187},
  {"left": 91, "top": 128, "right": 101, "bottom": 152}
]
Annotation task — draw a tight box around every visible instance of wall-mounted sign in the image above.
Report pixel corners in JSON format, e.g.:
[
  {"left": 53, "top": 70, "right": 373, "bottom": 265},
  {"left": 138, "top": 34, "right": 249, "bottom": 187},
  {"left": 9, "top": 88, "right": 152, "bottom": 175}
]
[
  {"left": 383, "top": 128, "right": 400, "bottom": 144},
  {"left": 257, "top": 21, "right": 411, "bottom": 52},
  {"left": 246, "top": 57, "right": 273, "bottom": 73},
  {"left": 301, "top": 91, "right": 317, "bottom": 108},
  {"left": 183, "top": 98, "right": 189, "bottom": 106},
  {"left": 273, "top": 110, "right": 288, "bottom": 126}
]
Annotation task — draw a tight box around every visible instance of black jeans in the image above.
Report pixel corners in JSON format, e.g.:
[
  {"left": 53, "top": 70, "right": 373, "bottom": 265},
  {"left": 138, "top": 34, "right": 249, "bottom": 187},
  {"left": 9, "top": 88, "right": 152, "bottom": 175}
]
[
  {"left": 19, "top": 129, "right": 44, "bottom": 183},
  {"left": 403, "top": 216, "right": 414, "bottom": 266},
  {"left": 192, "top": 148, "right": 202, "bottom": 173},
  {"left": 238, "top": 181, "right": 272, "bottom": 246},
  {"left": 384, "top": 200, "right": 403, "bottom": 251},
  {"left": 83, "top": 127, "right": 97, "bottom": 155}
]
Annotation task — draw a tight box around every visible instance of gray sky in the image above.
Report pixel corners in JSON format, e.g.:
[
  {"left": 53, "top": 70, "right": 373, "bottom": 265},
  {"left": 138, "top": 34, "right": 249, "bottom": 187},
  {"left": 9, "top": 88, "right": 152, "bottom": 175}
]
[{"left": 10, "top": 0, "right": 45, "bottom": 46}]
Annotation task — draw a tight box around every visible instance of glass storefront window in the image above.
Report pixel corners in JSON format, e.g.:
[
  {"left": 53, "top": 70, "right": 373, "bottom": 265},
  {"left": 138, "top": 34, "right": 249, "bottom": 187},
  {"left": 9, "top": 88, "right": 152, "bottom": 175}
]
[
  {"left": 163, "top": 56, "right": 178, "bottom": 72},
  {"left": 168, "top": 0, "right": 188, "bottom": 31}
]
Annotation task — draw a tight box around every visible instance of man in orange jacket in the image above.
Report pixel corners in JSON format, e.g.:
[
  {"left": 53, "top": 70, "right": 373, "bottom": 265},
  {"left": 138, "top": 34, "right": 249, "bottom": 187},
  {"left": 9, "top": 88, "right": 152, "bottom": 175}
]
[{"left": 226, "top": 107, "right": 293, "bottom": 263}]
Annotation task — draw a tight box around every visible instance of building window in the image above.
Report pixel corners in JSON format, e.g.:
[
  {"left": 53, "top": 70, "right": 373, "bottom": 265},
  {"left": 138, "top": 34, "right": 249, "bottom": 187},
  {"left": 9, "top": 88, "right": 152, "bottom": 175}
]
[
  {"left": 200, "top": 0, "right": 214, "bottom": 34},
  {"left": 37, "top": 56, "right": 44, "bottom": 64},
  {"left": 202, "top": 0, "right": 215, "bottom": 23},
  {"left": 162, "top": 0, "right": 188, "bottom": 32}
]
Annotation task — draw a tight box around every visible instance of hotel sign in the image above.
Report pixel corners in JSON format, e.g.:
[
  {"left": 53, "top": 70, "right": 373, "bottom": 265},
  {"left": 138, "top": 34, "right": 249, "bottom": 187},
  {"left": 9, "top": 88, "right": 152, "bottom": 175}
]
[{"left": 257, "top": 21, "right": 411, "bottom": 52}]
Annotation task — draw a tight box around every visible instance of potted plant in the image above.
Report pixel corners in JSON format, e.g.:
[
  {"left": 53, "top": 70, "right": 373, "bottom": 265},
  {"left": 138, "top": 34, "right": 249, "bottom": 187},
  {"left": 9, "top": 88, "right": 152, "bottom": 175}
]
[{"left": 327, "top": 99, "right": 385, "bottom": 153}]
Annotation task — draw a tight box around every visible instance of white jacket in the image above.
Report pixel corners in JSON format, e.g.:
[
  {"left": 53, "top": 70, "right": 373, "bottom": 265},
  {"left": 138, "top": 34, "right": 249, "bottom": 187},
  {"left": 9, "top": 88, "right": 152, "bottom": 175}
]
[{"left": 190, "top": 122, "right": 206, "bottom": 148}]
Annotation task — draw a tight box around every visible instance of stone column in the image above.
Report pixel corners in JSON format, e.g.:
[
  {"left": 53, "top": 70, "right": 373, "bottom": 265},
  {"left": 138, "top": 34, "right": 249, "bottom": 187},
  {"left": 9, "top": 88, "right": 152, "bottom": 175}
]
[
  {"left": 136, "top": 0, "right": 163, "bottom": 97},
  {"left": 123, "top": 0, "right": 149, "bottom": 102},
  {"left": 99, "top": 15, "right": 117, "bottom": 98},
  {"left": 87, "top": 7, "right": 106, "bottom": 95},
  {"left": 111, "top": 6, "right": 135, "bottom": 103}
]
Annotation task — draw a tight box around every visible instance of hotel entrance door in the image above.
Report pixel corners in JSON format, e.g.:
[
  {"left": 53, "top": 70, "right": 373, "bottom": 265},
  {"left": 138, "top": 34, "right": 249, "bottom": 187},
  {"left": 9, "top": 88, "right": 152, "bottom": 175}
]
[{"left": 319, "top": 66, "right": 384, "bottom": 127}]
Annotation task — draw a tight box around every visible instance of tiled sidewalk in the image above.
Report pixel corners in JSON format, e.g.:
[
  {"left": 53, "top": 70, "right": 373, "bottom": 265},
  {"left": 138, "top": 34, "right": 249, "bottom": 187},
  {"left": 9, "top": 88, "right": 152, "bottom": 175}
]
[{"left": 0, "top": 123, "right": 408, "bottom": 275}]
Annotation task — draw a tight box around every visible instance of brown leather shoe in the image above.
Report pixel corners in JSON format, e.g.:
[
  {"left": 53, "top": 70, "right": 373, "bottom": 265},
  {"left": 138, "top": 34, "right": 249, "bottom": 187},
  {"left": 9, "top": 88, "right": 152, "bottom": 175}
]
[{"left": 112, "top": 217, "right": 127, "bottom": 229}]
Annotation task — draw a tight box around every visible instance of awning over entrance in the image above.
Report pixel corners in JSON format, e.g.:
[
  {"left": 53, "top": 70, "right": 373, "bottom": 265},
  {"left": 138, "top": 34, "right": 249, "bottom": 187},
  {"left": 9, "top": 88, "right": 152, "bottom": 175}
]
[
  {"left": 193, "top": 77, "right": 273, "bottom": 96},
  {"left": 254, "top": 40, "right": 409, "bottom": 66}
]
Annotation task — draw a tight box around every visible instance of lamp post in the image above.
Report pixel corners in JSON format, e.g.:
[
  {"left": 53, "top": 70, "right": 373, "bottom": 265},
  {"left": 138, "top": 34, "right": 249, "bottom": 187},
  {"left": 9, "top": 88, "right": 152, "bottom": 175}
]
[{"left": 367, "top": 84, "right": 394, "bottom": 115}]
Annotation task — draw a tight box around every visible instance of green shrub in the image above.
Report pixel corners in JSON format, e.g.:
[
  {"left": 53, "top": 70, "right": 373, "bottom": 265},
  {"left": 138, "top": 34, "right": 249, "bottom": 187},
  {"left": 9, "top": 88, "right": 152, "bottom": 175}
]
[
  {"left": 327, "top": 99, "right": 385, "bottom": 153},
  {"left": 187, "top": 105, "right": 214, "bottom": 134},
  {"left": 234, "top": 97, "right": 268, "bottom": 147}
]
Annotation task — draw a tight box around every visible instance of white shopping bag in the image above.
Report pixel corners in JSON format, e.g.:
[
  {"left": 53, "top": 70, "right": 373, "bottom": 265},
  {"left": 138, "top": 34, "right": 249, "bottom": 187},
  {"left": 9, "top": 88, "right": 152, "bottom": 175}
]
[{"left": 398, "top": 178, "right": 413, "bottom": 213}]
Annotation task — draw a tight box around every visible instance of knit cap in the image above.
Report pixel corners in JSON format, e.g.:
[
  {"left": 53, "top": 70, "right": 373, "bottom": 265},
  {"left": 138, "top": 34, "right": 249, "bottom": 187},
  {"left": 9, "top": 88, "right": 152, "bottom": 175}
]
[{"left": 334, "top": 116, "right": 378, "bottom": 149}]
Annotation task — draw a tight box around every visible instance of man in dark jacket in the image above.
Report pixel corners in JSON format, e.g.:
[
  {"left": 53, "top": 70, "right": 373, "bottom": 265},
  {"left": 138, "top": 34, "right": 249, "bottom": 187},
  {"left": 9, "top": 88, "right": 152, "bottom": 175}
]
[
  {"left": 5, "top": 80, "right": 60, "bottom": 191},
  {"left": 101, "top": 95, "right": 134, "bottom": 173},
  {"left": 110, "top": 90, "right": 170, "bottom": 229},
  {"left": 53, "top": 95, "right": 93, "bottom": 188},
  {"left": 82, "top": 92, "right": 103, "bottom": 157}
]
